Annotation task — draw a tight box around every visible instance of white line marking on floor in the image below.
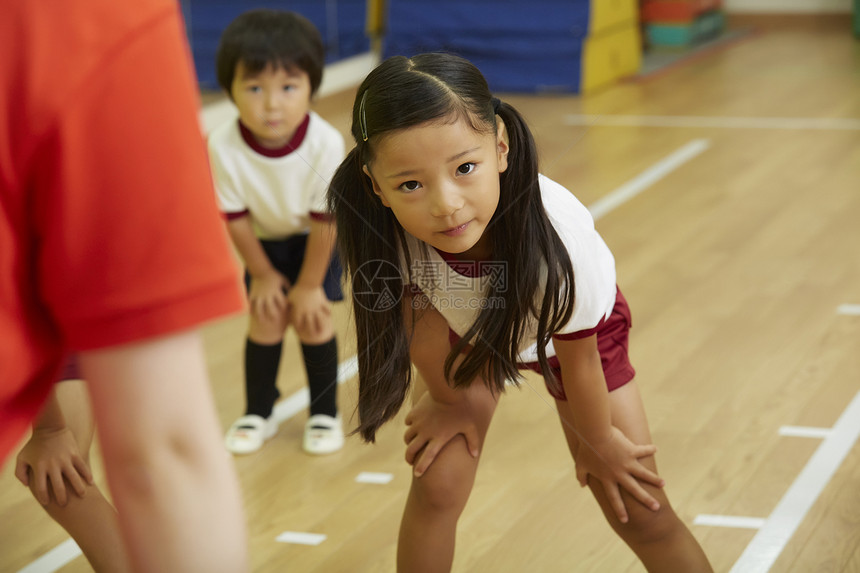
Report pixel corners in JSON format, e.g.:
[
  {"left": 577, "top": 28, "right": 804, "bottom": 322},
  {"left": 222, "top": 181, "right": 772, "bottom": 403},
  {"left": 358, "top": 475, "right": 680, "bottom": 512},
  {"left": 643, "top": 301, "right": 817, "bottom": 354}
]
[
  {"left": 565, "top": 114, "right": 860, "bottom": 131},
  {"left": 778, "top": 426, "right": 832, "bottom": 439},
  {"left": 16, "top": 538, "right": 81, "bottom": 573},
  {"left": 355, "top": 472, "right": 394, "bottom": 484},
  {"left": 588, "top": 139, "right": 710, "bottom": 221},
  {"left": 694, "top": 515, "right": 766, "bottom": 529},
  {"left": 275, "top": 531, "right": 327, "bottom": 546},
  {"left": 730, "top": 391, "right": 860, "bottom": 573},
  {"left": 836, "top": 304, "right": 860, "bottom": 316},
  {"left": 338, "top": 354, "right": 360, "bottom": 381},
  {"left": 272, "top": 355, "right": 358, "bottom": 424}
]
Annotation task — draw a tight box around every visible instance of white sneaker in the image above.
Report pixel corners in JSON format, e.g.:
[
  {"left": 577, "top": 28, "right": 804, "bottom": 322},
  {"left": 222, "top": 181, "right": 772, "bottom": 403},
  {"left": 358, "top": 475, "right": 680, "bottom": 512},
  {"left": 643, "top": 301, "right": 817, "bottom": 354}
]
[
  {"left": 303, "top": 414, "right": 344, "bottom": 455},
  {"left": 225, "top": 414, "right": 278, "bottom": 455}
]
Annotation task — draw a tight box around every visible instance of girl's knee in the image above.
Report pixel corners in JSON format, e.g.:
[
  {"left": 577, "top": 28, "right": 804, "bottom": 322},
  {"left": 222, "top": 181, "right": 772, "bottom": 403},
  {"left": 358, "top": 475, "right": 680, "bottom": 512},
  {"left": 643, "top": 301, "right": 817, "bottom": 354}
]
[
  {"left": 613, "top": 502, "right": 682, "bottom": 546},
  {"left": 411, "top": 437, "right": 476, "bottom": 513}
]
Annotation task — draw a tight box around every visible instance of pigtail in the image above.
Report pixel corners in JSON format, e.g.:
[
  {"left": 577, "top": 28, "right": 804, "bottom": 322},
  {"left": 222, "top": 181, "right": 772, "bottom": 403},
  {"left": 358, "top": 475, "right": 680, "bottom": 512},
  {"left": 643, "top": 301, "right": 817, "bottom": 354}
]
[
  {"left": 327, "top": 147, "right": 413, "bottom": 442},
  {"left": 503, "top": 102, "right": 574, "bottom": 396},
  {"left": 446, "top": 101, "right": 575, "bottom": 397}
]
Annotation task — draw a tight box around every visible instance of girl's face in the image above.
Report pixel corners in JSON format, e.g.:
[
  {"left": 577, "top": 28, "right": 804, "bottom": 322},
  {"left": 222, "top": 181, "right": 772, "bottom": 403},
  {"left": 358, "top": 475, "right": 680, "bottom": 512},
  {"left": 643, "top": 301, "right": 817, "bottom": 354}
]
[
  {"left": 364, "top": 116, "right": 509, "bottom": 260},
  {"left": 230, "top": 62, "right": 312, "bottom": 149}
]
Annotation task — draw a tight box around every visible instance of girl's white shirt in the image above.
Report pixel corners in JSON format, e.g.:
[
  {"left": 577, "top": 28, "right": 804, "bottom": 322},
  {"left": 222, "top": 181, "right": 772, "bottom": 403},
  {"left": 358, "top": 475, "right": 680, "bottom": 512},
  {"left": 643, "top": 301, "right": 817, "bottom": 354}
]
[
  {"left": 402, "top": 174, "right": 616, "bottom": 363},
  {"left": 208, "top": 111, "right": 345, "bottom": 240}
]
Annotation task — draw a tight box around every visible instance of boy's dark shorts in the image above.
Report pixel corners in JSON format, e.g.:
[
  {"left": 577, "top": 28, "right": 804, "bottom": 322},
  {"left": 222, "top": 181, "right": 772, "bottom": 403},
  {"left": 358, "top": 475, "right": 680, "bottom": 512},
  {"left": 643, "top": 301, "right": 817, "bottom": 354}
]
[{"left": 243, "top": 234, "right": 344, "bottom": 302}]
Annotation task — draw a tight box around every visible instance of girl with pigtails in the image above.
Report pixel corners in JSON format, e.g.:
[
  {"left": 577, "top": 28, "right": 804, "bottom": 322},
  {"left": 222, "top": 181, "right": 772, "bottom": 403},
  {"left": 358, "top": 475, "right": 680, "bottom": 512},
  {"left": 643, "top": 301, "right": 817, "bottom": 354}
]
[{"left": 328, "top": 53, "right": 712, "bottom": 572}]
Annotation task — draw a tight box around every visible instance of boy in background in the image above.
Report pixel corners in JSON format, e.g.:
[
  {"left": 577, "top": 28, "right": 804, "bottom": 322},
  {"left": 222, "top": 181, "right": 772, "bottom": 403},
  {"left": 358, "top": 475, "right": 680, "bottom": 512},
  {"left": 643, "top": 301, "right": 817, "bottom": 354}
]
[{"left": 209, "top": 9, "right": 346, "bottom": 455}]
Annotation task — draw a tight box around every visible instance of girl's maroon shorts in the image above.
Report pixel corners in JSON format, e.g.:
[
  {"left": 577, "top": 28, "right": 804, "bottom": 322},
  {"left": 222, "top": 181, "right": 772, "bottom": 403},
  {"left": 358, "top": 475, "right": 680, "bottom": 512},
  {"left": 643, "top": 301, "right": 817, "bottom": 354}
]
[{"left": 525, "top": 286, "right": 636, "bottom": 401}]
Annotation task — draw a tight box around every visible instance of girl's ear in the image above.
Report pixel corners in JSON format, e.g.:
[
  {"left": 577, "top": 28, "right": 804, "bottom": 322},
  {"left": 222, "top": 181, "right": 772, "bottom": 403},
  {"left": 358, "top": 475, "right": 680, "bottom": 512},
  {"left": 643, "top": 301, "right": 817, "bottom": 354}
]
[
  {"left": 362, "top": 164, "right": 391, "bottom": 207},
  {"left": 496, "top": 120, "right": 510, "bottom": 174}
]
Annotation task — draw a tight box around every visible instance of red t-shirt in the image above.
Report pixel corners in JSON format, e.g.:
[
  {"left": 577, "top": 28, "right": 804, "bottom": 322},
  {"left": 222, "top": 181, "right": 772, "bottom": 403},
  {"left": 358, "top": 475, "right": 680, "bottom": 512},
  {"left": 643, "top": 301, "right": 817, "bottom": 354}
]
[{"left": 0, "top": 0, "right": 244, "bottom": 462}]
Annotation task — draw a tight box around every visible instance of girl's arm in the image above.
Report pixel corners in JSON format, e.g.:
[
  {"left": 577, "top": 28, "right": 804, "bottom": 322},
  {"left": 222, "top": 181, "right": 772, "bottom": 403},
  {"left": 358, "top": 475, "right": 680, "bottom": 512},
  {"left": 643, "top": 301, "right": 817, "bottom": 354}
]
[
  {"left": 289, "top": 219, "right": 337, "bottom": 336},
  {"left": 402, "top": 297, "right": 497, "bottom": 476},
  {"left": 554, "top": 334, "right": 663, "bottom": 523},
  {"left": 79, "top": 329, "right": 248, "bottom": 573},
  {"left": 14, "top": 387, "right": 93, "bottom": 506},
  {"left": 26, "top": 385, "right": 67, "bottom": 431},
  {"left": 226, "top": 215, "right": 288, "bottom": 321}
]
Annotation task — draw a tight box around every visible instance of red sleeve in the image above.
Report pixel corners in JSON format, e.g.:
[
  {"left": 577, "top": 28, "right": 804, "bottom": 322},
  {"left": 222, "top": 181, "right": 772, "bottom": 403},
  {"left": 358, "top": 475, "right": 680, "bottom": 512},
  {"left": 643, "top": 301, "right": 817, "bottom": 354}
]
[
  {"left": 552, "top": 315, "right": 607, "bottom": 341},
  {"left": 223, "top": 209, "right": 250, "bottom": 221},
  {"left": 34, "top": 6, "right": 243, "bottom": 350},
  {"left": 309, "top": 211, "right": 335, "bottom": 223}
]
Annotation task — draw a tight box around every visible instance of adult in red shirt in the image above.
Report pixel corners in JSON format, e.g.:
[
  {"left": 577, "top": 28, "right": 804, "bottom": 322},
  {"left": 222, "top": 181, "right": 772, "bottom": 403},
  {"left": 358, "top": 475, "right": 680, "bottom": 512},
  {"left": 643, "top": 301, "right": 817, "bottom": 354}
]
[{"left": 0, "top": 0, "right": 249, "bottom": 570}]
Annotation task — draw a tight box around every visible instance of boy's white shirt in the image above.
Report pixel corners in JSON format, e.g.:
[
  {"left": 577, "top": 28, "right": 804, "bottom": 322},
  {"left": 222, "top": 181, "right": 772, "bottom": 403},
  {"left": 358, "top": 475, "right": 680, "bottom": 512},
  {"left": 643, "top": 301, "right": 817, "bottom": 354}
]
[
  {"left": 208, "top": 111, "right": 345, "bottom": 239},
  {"left": 402, "top": 174, "right": 617, "bottom": 363}
]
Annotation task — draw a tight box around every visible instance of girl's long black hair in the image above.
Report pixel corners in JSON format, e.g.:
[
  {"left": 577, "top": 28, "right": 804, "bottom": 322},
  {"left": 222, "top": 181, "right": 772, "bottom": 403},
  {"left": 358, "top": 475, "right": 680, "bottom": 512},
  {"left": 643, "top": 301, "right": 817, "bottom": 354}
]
[{"left": 327, "top": 53, "right": 574, "bottom": 442}]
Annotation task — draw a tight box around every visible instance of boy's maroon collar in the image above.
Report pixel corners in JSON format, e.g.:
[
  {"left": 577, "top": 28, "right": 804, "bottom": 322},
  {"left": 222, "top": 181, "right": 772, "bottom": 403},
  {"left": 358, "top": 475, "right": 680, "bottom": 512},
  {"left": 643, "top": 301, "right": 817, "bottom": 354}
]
[{"left": 238, "top": 113, "right": 310, "bottom": 158}]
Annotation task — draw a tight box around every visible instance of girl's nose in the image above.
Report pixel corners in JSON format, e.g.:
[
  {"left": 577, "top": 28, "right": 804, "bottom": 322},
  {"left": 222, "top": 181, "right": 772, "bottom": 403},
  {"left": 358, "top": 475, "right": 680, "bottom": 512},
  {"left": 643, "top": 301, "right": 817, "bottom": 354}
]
[{"left": 429, "top": 184, "right": 465, "bottom": 218}]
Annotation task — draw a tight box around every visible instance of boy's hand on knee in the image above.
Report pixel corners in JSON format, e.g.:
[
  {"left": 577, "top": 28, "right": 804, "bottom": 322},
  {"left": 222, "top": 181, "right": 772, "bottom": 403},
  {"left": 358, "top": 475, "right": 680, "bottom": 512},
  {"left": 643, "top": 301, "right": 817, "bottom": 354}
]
[
  {"left": 14, "top": 427, "right": 94, "bottom": 506},
  {"left": 404, "top": 393, "right": 481, "bottom": 477},
  {"left": 287, "top": 285, "right": 331, "bottom": 337},
  {"left": 249, "top": 272, "right": 289, "bottom": 321}
]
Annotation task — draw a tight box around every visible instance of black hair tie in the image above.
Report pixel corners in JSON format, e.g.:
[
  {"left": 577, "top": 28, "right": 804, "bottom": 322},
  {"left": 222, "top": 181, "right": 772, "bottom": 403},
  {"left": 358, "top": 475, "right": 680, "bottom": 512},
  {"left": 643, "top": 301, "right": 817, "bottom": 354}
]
[{"left": 491, "top": 97, "right": 501, "bottom": 114}]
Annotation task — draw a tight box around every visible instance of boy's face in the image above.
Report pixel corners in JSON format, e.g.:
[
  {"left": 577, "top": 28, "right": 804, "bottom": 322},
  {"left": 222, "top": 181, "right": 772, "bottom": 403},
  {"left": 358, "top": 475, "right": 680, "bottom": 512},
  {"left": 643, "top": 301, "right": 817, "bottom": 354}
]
[{"left": 230, "top": 62, "right": 312, "bottom": 149}]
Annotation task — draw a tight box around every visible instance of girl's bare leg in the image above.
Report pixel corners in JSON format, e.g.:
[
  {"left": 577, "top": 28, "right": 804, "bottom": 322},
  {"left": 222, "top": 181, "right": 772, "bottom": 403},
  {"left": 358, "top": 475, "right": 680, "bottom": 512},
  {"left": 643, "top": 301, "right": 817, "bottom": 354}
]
[
  {"left": 556, "top": 381, "right": 712, "bottom": 572},
  {"left": 397, "top": 375, "right": 496, "bottom": 572},
  {"left": 36, "top": 380, "right": 131, "bottom": 573},
  {"left": 398, "top": 430, "right": 484, "bottom": 573},
  {"left": 397, "top": 303, "right": 497, "bottom": 572}
]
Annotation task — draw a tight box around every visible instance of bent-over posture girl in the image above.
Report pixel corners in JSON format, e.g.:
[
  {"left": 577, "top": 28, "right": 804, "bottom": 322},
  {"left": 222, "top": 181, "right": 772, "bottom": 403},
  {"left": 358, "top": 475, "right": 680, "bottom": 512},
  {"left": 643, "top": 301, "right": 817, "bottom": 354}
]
[{"left": 328, "top": 53, "right": 712, "bottom": 572}]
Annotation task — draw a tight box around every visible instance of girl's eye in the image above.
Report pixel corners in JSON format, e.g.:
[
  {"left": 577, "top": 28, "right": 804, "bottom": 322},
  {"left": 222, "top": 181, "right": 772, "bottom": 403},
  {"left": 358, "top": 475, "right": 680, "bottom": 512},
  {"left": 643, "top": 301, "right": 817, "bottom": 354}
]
[
  {"left": 248, "top": 86, "right": 261, "bottom": 93},
  {"left": 283, "top": 85, "right": 295, "bottom": 92},
  {"left": 399, "top": 180, "right": 421, "bottom": 192},
  {"left": 457, "top": 162, "right": 476, "bottom": 175}
]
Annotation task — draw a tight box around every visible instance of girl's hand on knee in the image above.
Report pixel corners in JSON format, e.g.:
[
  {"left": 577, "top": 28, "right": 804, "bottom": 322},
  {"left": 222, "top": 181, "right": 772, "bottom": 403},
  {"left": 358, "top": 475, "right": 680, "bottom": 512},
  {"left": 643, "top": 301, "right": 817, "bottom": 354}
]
[
  {"left": 575, "top": 427, "right": 663, "bottom": 523},
  {"left": 249, "top": 272, "right": 289, "bottom": 322},
  {"left": 404, "top": 393, "right": 481, "bottom": 477},
  {"left": 14, "top": 427, "right": 93, "bottom": 506}
]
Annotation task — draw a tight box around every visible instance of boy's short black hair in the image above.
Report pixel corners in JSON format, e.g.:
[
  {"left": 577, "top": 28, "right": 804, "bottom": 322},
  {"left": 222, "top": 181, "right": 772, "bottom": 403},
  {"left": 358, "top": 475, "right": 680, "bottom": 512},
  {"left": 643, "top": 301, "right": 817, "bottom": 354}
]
[{"left": 215, "top": 9, "right": 325, "bottom": 96}]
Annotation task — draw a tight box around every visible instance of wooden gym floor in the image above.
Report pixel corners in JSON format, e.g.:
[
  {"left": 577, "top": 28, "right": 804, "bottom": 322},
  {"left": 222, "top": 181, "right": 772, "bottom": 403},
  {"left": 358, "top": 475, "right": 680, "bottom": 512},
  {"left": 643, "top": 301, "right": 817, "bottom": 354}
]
[{"left": 1, "top": 14, "right": 858, "bottom": 573}]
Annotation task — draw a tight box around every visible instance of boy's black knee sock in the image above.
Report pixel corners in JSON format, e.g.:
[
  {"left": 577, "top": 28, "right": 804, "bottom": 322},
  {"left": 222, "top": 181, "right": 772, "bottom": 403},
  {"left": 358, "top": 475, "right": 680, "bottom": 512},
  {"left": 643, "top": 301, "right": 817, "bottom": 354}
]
[
  {"left": 244, "top": 339, "right": 282, "bottom": 418},
  {"left": 302, "top": 338, "right": 338, "bottom": 418}
]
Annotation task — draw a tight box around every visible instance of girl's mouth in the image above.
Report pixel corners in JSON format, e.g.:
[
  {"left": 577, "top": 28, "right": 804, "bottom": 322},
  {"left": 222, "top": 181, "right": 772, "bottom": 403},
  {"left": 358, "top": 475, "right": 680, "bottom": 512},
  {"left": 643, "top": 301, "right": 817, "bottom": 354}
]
[{"left": 442, "top": 222, "right": 470, "bottom": 237}]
